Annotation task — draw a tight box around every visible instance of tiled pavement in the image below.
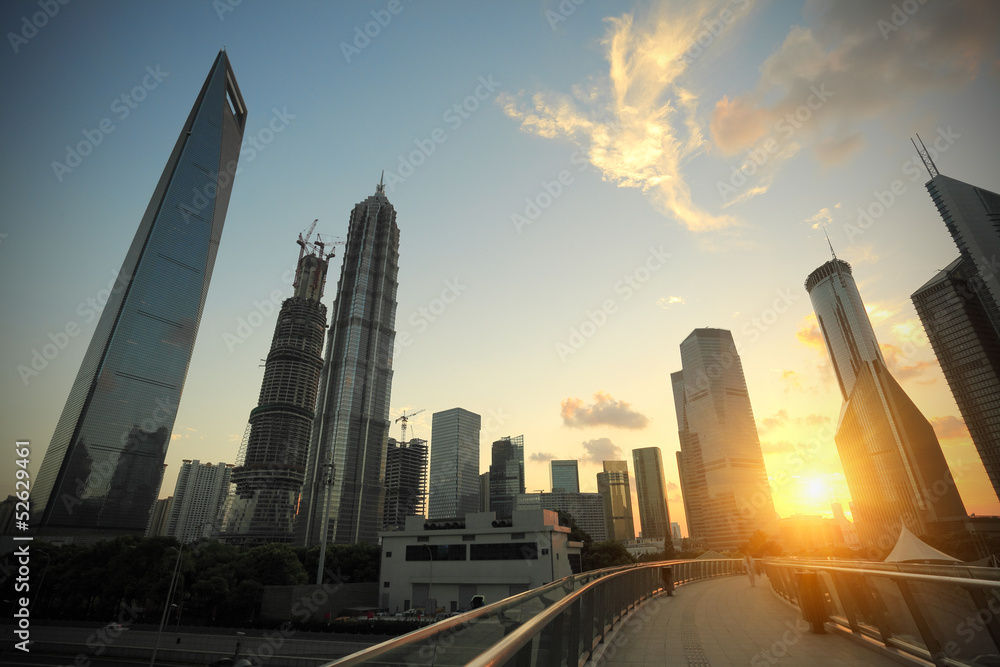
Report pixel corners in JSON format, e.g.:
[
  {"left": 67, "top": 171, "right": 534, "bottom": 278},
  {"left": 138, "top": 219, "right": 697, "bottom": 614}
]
[{"left": 596, "top": 573, "right": 905, "bottom": 666}]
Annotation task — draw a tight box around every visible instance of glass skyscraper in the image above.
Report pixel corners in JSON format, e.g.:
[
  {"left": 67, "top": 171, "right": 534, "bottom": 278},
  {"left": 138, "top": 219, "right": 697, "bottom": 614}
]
[
  {"left": 489, "top": 435, "right": 525, "bottom": 518},
  {"left": 597, "top": 460, "right": 635, "bottom": 542},
  {"left": 298, "top": 181, "right": 399, "bottom": 546},
  {"left": 807, "top": 258, "right": 967, "bottom": 549},
  {"left": 427, "top": 408, "right": 481, "bottom": 520},
  {"left": 632, "top": 447, "right": 671, "bottom": 540},
  {"left": 912, "top": 170, "right": 1000, "bottom": 503},
  {"left": 32, "top": 51, "right": 247, "bottom": 541},
  {"left": 221, "top": 239, "right": 331, "bottom": 544},
  {"left": 382, "top": 437, "right": 429, "bottom": 531},
  {"left": 672, "top": 328, "right": 775, "bottom": 551},
  {"left": 550, "top": 459, "right": 580, "bottom": 493}
]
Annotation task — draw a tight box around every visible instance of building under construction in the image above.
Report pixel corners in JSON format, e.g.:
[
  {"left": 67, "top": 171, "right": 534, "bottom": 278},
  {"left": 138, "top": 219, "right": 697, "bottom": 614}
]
[
  {"left": 382, "top": 437, "right": 428, "bottom": 531},
  {"left": 220, "top": 224, "right": 333, "bottom": 544}
]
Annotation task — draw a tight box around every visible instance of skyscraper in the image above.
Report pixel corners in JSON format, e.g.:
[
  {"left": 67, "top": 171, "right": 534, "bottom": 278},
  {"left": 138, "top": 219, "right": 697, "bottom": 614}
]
[
  {"left": 632, "top": 447, "right": 671, "bottom": 540},
  {"left": 515, "top": 491, "right": 607, "bottom": 541},
  {"left": 672, "top": 328, "right": 775, "bottom": 551},
  {"left": 913, "top": 258, "right": 1000, "bottom": 502},
  {"left": 165, "top": 460, "right": 233, "bottom": 543},
  {"left": 806, "top": 258, "right": 967, "bottom": 549},
  {"left": 550, "top": 460, "right": 580, "bottom": 493},
  {"left": 298, "top": 180, "right": 400, "bottom": 546},
  {"left": 489, "top": 435, "right": 525, "bottom": 518},
  {"left": 221, "top": 235, "right": 332, "bottom": 544},
  {"left": 597, "top": 461, "right": 635, "bottom": 542},
  {"left": 427, "top": 408, "right": 481, "bottom": 520},
  {"left": 382, "top": 437, "right": 428, "bottom": 531},
  {"left": 910, "top": 157, "right": 1000, "bottom": 503},
  {"left": 31, "top": 51, "right": 247, "bottom": 541}
]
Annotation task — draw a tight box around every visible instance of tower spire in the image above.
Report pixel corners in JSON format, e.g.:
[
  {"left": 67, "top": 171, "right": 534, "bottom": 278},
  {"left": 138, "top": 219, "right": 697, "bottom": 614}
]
[
  {"left": 376, "top": 171, "right": 385, "bottom": 194},
  {"left": 824, "top": 226, "right": 837, "bottom": 261},
  {"left": 911, "top": 134, "right": 940, "bottom": 179}
]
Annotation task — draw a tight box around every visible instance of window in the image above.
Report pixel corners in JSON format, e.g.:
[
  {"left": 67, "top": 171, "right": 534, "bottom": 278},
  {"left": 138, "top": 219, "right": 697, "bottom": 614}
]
[
  {"left": 406, "top": 544, "right": 467, "bottom": 561},
  {"left": 511, "top": 532, "right": 526, "bottom": 539},
  {"left": 386, "top": 552, "right": 392, "bottom": 558},
  {"left": 384, "top": 581, "right": 390, "bottom": 588},
  {"left": 470, "top": 542, "right": 538, "bottom": 560},
  {"left": 463, "top": 534, "right": 476, "bottom": 541}
]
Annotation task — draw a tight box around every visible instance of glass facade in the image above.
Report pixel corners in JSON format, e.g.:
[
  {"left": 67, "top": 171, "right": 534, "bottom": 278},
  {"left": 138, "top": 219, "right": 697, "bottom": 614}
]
[
  {"left": 597, "top": 461, "right": 635, "bottom": 541},
  {"left": 914, "top": 257, "right": 1000, "bottom": 502},
  {"left": 32, "top": 51, "right": 247, "bottom": 540},
  {"left": 550, "top": 460, "right": 580, "bottom": 493},
  {"left": 427, "top": 408, "right": 482, "bottom": 520},
  {"left": 382, "top": 437, "right": 429, "bottom": 530},
  {"left": 298, "top": 183, "right": 399, "bottom": 546},
  {"left": 807, "top": 259, "right": 967, "bottom": 549},
  {"left": 488, "top": 435, "right": 524, "bottom": 518},
  {"left": 632, "top": 447, "right": 671, "bottom": 540},
  {"left": 672, "top": 328, "right": 775, "bottom": 551}
]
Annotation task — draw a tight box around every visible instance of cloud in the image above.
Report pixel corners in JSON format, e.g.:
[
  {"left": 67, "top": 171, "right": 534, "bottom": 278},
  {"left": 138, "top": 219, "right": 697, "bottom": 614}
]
[
  {"left": 561, "top": 391, "right": 650, "bottom": 429},
  {"left": 796, "top": 315, "right": 825, "bottom": 350},
  {"left": 761, "top": 440, "right": 796, "bottom": 454},
  {"left": 498, "top": 3, "right": 747, "bottom": 233},
  {"left": 581, "top": 438, "right": 622, "bottom": 464},
  {"left": 667, "top": 481, "right": 679, "bottom": 492},
  {"left": 880, "top": 342, "right": 938, "bottom": 382},
  {"left": 804, "top": 203, "right": 840, "bottom": 230},
  {"left": 780, "top": 369, "right": 803, "bottom": 391},
  {"left": 658, "top": 295, "right": 686, "bottom": 308},
  {"left": 529, "top": 451, "right": 557, "bottom": 463},
  {"left": 758, "top": 409, "right": 790, "bottom": 435},
  {"left": 709, "top": 0, "right": 1000, "bottom": 201},
  {"left": 930, "top": 415, "right": 970, "bottom": 440},
  {"left": 865, "top": 302, "right": 898, "bottom": 326}
]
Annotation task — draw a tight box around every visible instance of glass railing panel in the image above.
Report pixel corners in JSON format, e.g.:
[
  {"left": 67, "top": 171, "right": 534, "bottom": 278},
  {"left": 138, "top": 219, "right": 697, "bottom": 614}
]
[
  {"left": 908, "top": 580, "right": 1000, "bottom": 665},
  {"left": 816, "top": 570, "right": 848, "bottom": 623},
  {"left": 867, "top": 576, "right": 925, "bottom": 650}
]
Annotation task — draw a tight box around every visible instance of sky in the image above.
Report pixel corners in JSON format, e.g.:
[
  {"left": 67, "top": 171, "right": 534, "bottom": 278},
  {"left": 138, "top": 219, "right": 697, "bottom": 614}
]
[{"left": 2, "top": 0, "right": 999, "bottom": 540}]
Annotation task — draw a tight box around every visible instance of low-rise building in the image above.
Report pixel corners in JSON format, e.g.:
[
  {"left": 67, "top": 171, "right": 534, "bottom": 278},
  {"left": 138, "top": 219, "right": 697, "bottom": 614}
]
[{"left": 378, "top": 510, "right": 582, "bottom": 613}]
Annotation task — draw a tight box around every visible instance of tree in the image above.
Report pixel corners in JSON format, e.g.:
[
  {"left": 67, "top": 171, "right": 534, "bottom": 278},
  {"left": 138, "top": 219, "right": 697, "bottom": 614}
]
[
  {"left": 583, "top": 540, "right": 635, "bottom": 571},
  {"left": 742, "top": 530, "right": 782, "bottom": 558}
]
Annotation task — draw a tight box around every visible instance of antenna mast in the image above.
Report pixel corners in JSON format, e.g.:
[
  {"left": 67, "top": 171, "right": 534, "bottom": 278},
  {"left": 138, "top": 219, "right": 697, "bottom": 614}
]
[{"left": 911, "top": 134, "right": 940, "bottom": 179}]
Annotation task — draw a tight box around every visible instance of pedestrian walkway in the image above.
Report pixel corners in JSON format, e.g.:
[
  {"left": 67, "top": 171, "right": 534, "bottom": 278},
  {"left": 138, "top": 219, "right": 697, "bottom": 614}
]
[{"left": 596, "top": 573, "right": 902, "bottom": 666}]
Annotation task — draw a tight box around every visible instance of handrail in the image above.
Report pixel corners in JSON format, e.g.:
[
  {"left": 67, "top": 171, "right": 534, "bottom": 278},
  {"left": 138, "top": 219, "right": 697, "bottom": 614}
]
[
  {"left": 325, "top": 558, "right": 742, "bottom": 666},
  {"left": 773, "top": 563, "right": 1000, "bottom": 588}
]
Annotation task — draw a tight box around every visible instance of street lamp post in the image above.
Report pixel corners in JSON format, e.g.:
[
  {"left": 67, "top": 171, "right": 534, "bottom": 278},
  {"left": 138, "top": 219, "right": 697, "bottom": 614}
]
[
  {"left": 423, "top": 543, "right": 435, "bottom": 616},
  {"left": 315, "top": 462, "right": 335, "bottom": 585},
  {"left": 150, "top": 545, "right": 183, "bottom": 667}
]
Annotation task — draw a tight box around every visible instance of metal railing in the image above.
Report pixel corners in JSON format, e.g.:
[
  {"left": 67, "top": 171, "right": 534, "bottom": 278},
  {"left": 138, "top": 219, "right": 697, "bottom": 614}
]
[
  {"left": 325, "top": 558, "right": 742, "bottom": 666},
  {"left": 764, "top": 560, "right": 1000, "bottom": 667}
]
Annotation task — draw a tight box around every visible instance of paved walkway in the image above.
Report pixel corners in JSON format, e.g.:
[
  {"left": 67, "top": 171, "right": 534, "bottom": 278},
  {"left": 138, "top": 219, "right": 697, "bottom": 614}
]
[{"left": 597, "top": 573, "right": 902, "bottom": 666}]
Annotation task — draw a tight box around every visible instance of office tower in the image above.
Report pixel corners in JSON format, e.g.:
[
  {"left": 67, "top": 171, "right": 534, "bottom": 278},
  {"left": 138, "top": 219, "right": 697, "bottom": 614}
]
[
  {"left": 550, "top": 460, "right": 580, "bottom": 493},
  {"left": 382, "top": 437, "right": 428, "bottom": 530},
  {"left": 632, "top": 447, "right": 672, "bottom": 540},
  {"left": 597, "top": 461, "right": 635, "bottom": 541},
  {"left": 909, "top": 153, "right": 1000, "bottom": 503},
  {"left": 427, "top": 408, "right": 481, "bottom": 520},
  {"left": 165, "top": 460, "right": 233, "bottom": 543},
  {"left": 806, "top": 258, "right": 967, "bottom": 548},
  {"left": 221, "top": 236, "right": 332, "bottom": 544},
  {"left": 489, "top": 435, "right": 525, "bottom": 518},
  {"left": 298, "top": 179, "right": 400, "bottom": 546},
  {"left": 31, "top": 51, "right": 247, "bottom": 541},
  {"left": 670, "top": 522, "right": 681, "bottom": 541},
  {"left": 146, "top": 496, "right": 173, "bottom": 537},
  {"left": 672, "top": 328, "right": 775, "bottom": 551},
  {"left": 913, "top": 258, "right": 1000, "bottom": 501},
  {"left": 515, "top": 491, "right": 608, "bottom": 541}
]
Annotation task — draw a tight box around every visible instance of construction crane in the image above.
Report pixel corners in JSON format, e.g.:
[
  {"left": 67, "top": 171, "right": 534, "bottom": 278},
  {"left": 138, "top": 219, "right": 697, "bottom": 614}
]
[
  {"left": 296, "top": 219, "right": 319, "bottom": 264},
  {"left": 395, "top": 408, "right": 425, "bottom": 443}
]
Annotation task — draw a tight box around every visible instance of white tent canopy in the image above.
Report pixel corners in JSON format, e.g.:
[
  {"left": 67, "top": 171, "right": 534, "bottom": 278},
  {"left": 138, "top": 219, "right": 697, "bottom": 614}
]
[{"left": 883, "top": 525, "right": 962, "bottom": 564}]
